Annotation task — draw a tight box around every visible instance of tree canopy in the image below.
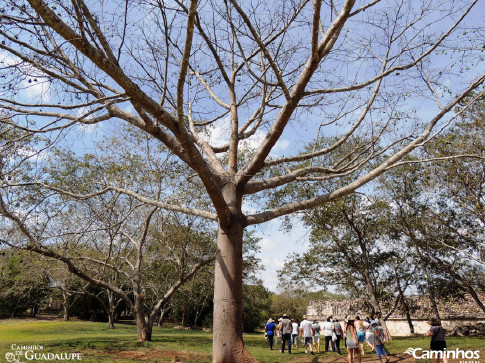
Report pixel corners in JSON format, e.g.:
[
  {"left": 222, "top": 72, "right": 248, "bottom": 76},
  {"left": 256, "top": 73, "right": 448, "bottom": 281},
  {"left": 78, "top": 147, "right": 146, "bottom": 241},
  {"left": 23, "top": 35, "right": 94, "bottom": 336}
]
[{"left": 1, "top": 1, "right": 485, "bottom": 361}]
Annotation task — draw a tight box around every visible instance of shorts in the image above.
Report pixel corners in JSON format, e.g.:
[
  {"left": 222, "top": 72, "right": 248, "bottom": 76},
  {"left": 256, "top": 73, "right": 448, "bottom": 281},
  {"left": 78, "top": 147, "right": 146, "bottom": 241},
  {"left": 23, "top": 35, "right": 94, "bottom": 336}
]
[
  {"left": 430, "top": 341, "right": 447, "bottom": 351},
  {"left": 346, "top": 339, "right": 358, "bottom": 349},
  {"left": 304, "top": 337, "right": 312, "bottom": 346},
  {"left": 313, "top": 336, "right": 320, "bottom": 343},
  {"left": 376, "top": 344, "right": 386, "bottom": 358},
  {"left": 357, "top": 332, "right": 365, "bottom": 342}
]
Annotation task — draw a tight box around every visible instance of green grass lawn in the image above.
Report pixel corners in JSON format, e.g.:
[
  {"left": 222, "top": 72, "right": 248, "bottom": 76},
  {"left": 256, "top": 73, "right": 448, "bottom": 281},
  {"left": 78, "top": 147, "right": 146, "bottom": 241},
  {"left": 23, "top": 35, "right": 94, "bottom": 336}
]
[{"left": 0, "top": 319, "right": 483, "bottom": 362}]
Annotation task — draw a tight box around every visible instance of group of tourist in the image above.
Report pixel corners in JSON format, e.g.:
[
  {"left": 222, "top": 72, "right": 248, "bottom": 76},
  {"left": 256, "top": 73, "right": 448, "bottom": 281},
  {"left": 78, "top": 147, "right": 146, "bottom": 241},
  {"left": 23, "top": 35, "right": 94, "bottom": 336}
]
[
  {"left": 265, "top": 313, "right": 450, "bottom": 363},
  {"left": 264, "top": 313, "right": 389, "bottom": 363}
]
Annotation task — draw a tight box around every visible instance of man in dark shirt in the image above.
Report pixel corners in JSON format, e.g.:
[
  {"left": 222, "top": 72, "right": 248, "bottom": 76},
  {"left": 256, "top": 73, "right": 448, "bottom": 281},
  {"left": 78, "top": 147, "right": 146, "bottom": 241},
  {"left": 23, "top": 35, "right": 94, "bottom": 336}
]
[{"left": 279, "top": 314, "right": 292, "bottom": 354}]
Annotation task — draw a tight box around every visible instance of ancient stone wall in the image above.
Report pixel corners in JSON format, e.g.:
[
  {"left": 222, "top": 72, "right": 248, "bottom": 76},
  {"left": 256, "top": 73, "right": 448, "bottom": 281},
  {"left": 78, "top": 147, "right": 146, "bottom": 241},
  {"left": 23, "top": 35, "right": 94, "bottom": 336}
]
[{"left": 306, "top": 294, "right": 485, "bottom": 337}]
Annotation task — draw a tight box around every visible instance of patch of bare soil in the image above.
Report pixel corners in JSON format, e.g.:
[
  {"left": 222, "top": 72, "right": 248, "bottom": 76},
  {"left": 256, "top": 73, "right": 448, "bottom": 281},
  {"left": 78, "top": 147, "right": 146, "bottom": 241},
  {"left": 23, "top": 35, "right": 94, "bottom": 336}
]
[
  {"left": 293, "top": 353, "right": 417, "bottom": 363},
  {"left": 85, "top": 350, "right": 418, "bottom": 362},
  {"left": 87, "top": 349, "right": 211, "bottom": 362}
]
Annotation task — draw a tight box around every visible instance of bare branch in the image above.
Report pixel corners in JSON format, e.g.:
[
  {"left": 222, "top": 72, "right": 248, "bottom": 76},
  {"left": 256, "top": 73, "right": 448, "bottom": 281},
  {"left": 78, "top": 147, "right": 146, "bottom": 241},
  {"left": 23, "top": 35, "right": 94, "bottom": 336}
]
[
  {"left": 22, "top": 182, "right": 218, "bottom": 221},
  {"left": 245, "top": 73, "right": 485, "bottom": 225}
]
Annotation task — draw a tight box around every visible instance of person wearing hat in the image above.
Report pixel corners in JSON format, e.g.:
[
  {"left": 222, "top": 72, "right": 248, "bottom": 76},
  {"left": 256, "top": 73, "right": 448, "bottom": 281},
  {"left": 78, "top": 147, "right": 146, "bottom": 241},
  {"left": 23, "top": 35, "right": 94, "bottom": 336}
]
[
  {"left": 371, "top": 320, "right": 389, "bottom": 363},
  {"left": 426, "top": 318, "right": 449, "bottom": 363},
  {"left": 276, "top": 317, "right": 282, "bottom": 345},
  {"left": 264, "top": 318, "right": 276, "bottom": 350}
]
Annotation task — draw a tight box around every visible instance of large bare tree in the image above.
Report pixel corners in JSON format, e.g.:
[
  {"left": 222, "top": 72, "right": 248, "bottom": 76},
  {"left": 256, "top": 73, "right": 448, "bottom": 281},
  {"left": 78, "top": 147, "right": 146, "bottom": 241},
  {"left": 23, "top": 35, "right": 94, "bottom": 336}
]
[{"left": 1, "top": 0, "right": 485, "bottom": 361}]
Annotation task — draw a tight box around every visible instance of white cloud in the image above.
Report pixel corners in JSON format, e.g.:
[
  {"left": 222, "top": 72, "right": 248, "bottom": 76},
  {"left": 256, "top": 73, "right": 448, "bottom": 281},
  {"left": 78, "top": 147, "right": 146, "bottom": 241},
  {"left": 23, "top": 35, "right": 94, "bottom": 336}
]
[
  {"left": 0, "top": 51, "right": 20, "bottom": 67},
  {"left": 260, "top": 237, "right": 277, "bottom": 251},
  {"left": 273, "top": 139, "right": 290, "bottom": 152},
  {"left": 253, "top": 218, "right": 309, "bottom": 292},
  {"left": 242, "top": 199, "right": 258, "bottom": 214},
  {"left": 205, "top": 119, "right": 231, "bottom": 147},
  {"left": 16, "top": 145, "right": 49, "bottom": 162},
  {"left": 205, "top": 122, "right": 290, "bottom": 154},
  {"left": 1, "top": 51, "right": 51, "bottom": 102},
  {"left": 259, "top": 256, "right": 286, "bottom": 291},
  {"left": 75, "top": 106, "right": 98, "bottom": 132},
  {"left": 21, "top": 79, "right": 51, "bottom": 102}
]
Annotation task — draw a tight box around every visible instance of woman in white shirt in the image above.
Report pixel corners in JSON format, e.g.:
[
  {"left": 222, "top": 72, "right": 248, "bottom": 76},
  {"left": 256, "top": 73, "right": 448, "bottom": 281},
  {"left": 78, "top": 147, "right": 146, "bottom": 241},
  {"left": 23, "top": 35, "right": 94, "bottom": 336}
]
[
  {"left": 322, "top": 317, "right": 335, "bottom": 352},
  {"left": 291, "top": 319, "right": 299, "bottom": 348}
]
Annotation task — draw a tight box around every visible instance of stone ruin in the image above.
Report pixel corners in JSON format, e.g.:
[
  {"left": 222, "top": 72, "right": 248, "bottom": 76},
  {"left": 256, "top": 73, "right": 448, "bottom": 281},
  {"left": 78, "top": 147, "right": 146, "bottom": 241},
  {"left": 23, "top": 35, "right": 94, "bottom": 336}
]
[
  {"left": 449, "top": 322, "right": 485, "bottom": 337},
  {"left": 306, "top": 293, "right": 485, "bottom": 336}
]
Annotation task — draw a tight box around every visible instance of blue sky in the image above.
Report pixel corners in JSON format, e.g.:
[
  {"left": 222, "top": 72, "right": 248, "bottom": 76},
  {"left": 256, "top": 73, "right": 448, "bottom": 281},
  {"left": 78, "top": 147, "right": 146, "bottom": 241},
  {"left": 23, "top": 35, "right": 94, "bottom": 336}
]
[{"left": 3, "top": 0, "right": 485, "bottom": 295}]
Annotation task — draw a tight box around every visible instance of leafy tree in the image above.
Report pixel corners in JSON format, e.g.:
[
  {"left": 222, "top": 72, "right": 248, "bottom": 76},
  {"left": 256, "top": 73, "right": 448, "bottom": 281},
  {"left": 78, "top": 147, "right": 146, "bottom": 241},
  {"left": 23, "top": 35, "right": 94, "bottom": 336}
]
[
  {"left": 159, "top": 230, "right": 263, "bottom": 329},
  {"left": 1, "top": 1, "right": 485, "bottom": 361},
  {"left": 270, "top": 289, "right": 343, "bottom": 322},
  {"left": 0, "top": 249, "right": 50, "bottom": 318},
  {"left": 242, "top": 284, "right": 272, "bottom": 333},
  {"left": 279, "top": 194, "right": 413, "bottom": 338},
  {"left": 0, "top": 126, "right": 216, "bottom": 341},
  {"left": 381, "top": 160, "right": 485, "bottom": 316}
]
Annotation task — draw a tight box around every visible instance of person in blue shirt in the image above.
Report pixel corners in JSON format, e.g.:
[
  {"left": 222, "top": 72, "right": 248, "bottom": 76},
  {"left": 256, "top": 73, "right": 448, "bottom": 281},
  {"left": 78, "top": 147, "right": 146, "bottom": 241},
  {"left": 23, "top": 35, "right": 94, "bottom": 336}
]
[{"left": 265, "top": 318, "right": 277, "bottom": 350}]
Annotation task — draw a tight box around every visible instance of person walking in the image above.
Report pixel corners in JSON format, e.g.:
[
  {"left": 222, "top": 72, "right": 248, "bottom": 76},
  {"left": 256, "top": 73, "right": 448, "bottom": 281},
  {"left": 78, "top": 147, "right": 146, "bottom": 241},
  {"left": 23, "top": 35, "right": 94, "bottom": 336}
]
[
  {"left": 333, "top": 318, "right": 343, "bottom": 354},
  {"left": 275, "top": 317, "right": 282, "bottom": 346},
  {"left": 372, "top": 320, "right": 389, "bottom": 363},
  {"left": 279, "top": 314, "right": 292, "bottom": 354},
  {"left": 345, "top": 319, "right": 361, "bottom": 363},
  {"left": 365, "top": 319, "right": 375, "bottom": 353},
  {"left": 291, "top": 319, "right": 299, "bottom": 348},
  {"left": 355, "top": 316, "right": 366, "bottom": 355},
  {"left": 312, "top": 320, "right": 321, "bottom": 353},
  {"left": 264, "top": 318, "right": 276, "bottom": 350},
  {"left": 427, "top": 318, "right": 449, "bottom": 363},
  {"left": 323, "top": 317, "right": 335, "bottom": 352},
  {"left": 300, "top": 315, "right": 314, "bottom": 355}
]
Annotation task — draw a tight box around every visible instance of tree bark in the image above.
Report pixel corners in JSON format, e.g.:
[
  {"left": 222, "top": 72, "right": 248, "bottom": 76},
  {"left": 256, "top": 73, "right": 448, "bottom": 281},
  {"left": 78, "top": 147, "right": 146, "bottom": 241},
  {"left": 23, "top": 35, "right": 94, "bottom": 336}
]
[
  {"left": 403, "top": 298, "right": 415, "bottom": 335},
  {"left": 107, "top": 290, "right": 116, "bottom": 329},
  {"left": 62, "top": 290, "right": 70, "bottom": 321},
  {"left": 414, "top": 243, "right": 441, "bottom": 322},
  {"left": 158, "top": 307, "right": 166, "bottom": 328},
  {"left": 108, "top": 312, "right": 115, "bottom": 330},
  {"left": 395, "top": 276, "right": 414, "bottom": 334},
  {"left": 363, "top": 275, "right": 391, "bottom": 341},
  {"left": 467, "top": 285, "right": 485, "bottom": 314},
  {"left": 212, "top": 184, "right": 256, "bottom": 363},
  {"left": 133, "top": 295, "right": 152, "bottom": 342}
]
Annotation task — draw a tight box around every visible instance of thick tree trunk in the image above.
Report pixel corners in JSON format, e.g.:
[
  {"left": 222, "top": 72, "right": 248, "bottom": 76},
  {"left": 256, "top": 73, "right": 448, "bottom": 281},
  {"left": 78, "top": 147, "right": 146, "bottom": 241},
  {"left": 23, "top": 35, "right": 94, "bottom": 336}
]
[
  {"left": 31, "top": 304, "right": 39, "bottom": 317},
  {"left": 364, "top": 277, "right": 391, "bottom": 341},
  {"left": 133, "top": 296, "right": 152, "bottom": 342},
  {"left": 108, "top": 312, "right": 115, "bottom": 329},
  {"left": 107, "top": 290, "right": 116, "bottom": 329},
  {"left": 212, "top": 183, "right": 256, "bottom": 363}
]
